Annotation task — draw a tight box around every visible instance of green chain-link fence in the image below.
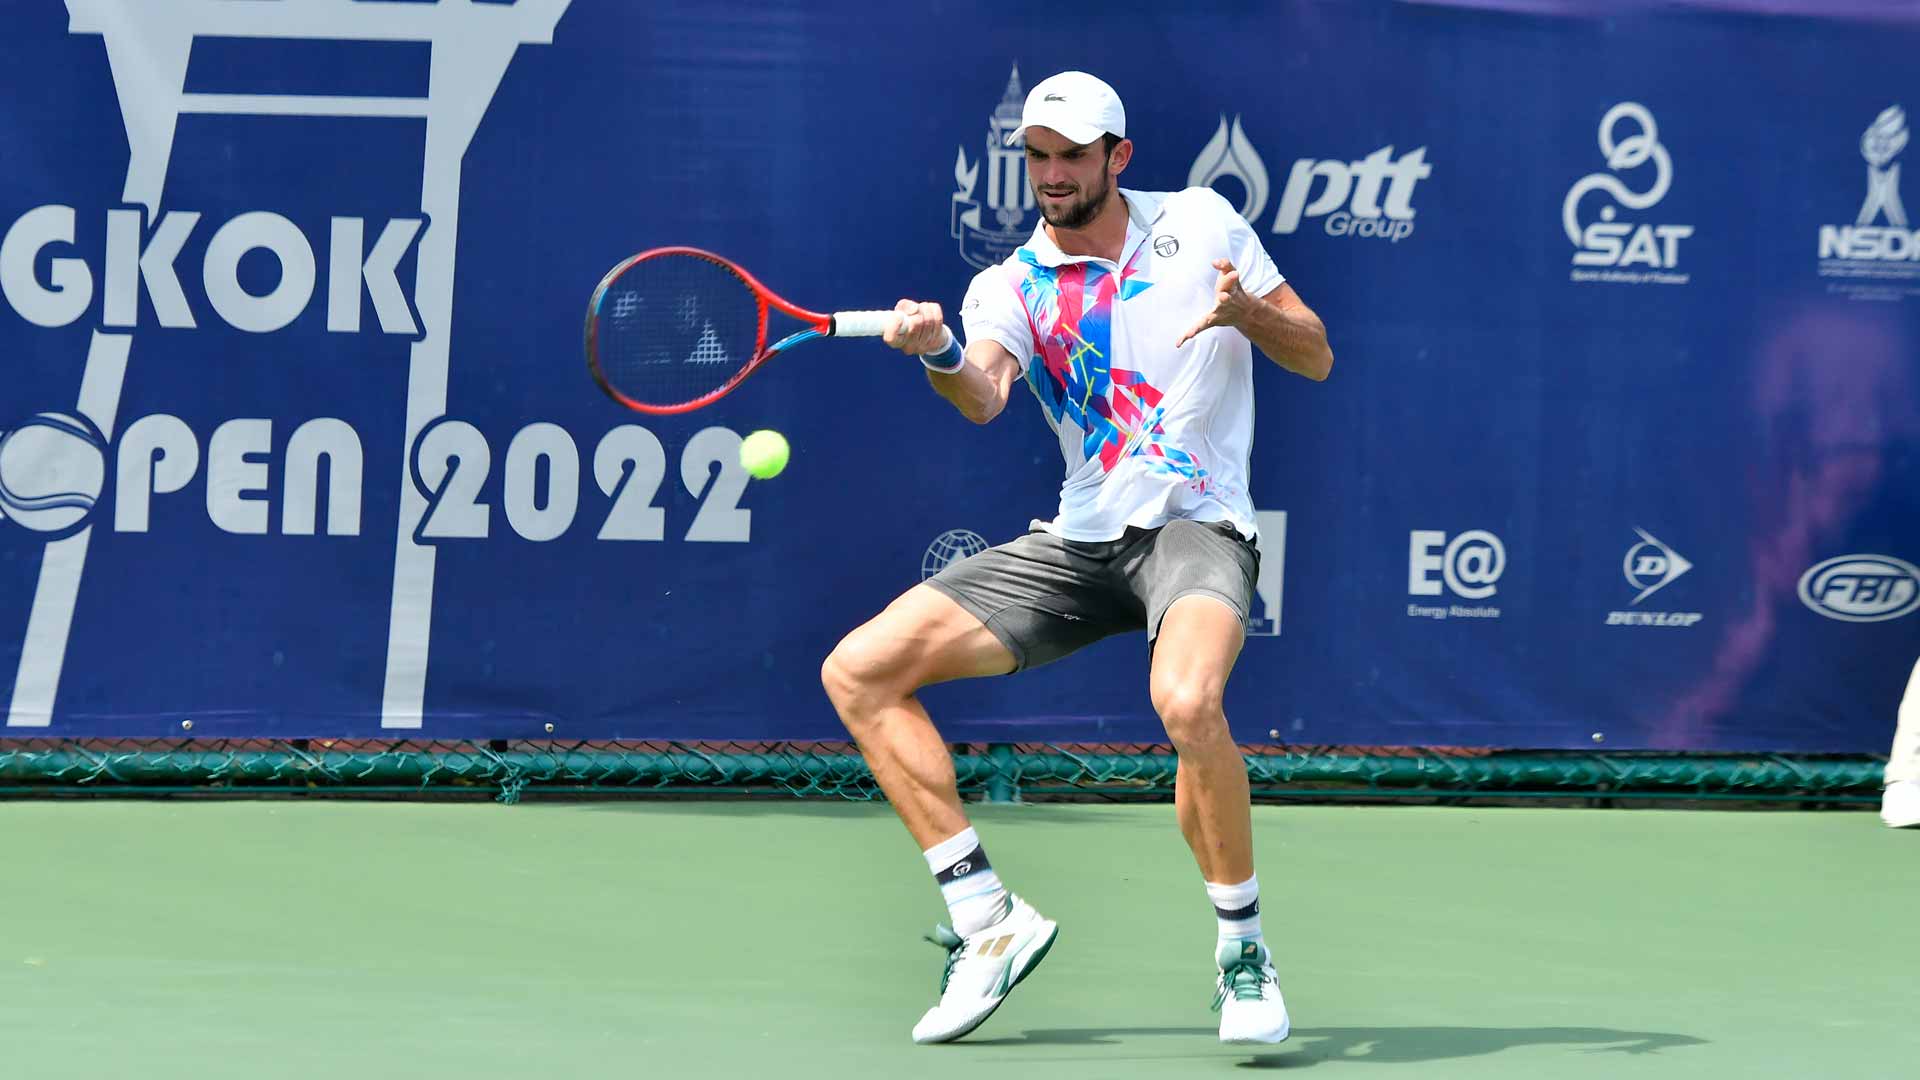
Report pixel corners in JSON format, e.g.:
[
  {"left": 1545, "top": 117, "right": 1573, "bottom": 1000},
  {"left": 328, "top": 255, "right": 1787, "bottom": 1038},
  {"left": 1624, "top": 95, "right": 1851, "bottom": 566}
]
[{"left": 0, "top": 739, "right": 1884, "bottom": 805}]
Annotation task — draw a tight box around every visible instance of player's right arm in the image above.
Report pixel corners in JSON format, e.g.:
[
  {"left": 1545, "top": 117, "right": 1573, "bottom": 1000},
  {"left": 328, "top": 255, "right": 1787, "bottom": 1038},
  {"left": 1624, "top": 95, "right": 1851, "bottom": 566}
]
[
  {"left": 928, "top": 337, "right": 1020, "bottom": 425},
  {"left": 881, "top": 299, "right": 1017, "bottom": 424},
  {"left": 883, "top": 269, "right": 1032, "bottom": 425}
]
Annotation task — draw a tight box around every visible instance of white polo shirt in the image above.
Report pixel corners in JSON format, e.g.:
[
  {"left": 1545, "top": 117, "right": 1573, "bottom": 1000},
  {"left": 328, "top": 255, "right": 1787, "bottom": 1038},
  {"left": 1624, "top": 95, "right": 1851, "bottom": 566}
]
[{"left": 960, "top": 187, "right": 1285, "bottom": 542}]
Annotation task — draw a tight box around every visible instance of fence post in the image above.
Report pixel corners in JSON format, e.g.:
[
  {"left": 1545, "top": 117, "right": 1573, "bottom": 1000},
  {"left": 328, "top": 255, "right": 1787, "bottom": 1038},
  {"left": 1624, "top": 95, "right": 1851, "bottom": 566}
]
[{"left": 983, "top": 743, "right": 1019, "bottom": 804}]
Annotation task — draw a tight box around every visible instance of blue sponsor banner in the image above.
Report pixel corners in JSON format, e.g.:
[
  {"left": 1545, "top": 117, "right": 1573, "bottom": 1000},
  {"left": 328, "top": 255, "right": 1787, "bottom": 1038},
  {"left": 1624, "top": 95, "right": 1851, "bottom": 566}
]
[{"left": 1, "top": 1, "right": 1916, "bottom": 751}]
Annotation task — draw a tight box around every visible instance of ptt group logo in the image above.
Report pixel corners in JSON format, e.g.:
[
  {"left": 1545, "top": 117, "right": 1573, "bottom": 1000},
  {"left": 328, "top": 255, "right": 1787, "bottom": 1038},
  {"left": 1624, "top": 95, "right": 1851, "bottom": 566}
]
[
  {"left": 1816, "top": 106, "right": 1920, "bottom": 301},
  {"left": 952, "top": 66, "right": 1039, "bottom": 271},
  {"left": 1605, "top": 528, "right": 1702, "bottom": 628},
  {"left": 1798, "top": 554, "right": 1920, "bottom": 623},
  {"left": 1188, "top": 115, "right": 1431, "bottom": 243},
  {"left": 1407, "top": 528, "right": 1504, "bottom": 620},
  {"left": 1563, "top": 102, "right": 1693, "bottom": 285}
]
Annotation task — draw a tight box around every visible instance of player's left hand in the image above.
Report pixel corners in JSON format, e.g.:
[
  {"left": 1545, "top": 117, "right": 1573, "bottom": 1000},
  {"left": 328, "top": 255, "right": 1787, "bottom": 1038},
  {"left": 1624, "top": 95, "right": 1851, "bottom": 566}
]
[{"left": 1175, "top": 259, "right": 1261, "bottom": 348}]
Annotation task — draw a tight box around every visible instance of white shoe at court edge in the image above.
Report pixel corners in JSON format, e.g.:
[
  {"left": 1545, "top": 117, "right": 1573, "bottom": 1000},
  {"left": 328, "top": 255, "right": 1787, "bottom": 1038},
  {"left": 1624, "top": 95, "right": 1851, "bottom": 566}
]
[
  {"left": 1884, "top": 779, "right": 1920, "bottom": 828},
  {"left": 1214, "top": 938, "right": 1291, "bottom": 1045},
  {"left": 911, "top": 895, "right": 1059, "bottom": 1044}
]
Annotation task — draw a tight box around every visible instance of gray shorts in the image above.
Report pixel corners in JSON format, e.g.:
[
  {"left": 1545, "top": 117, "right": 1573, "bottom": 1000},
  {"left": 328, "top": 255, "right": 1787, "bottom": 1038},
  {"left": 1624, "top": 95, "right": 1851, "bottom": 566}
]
[{"left": 923, "top": 518, "right": 1260, "bottom": 671}]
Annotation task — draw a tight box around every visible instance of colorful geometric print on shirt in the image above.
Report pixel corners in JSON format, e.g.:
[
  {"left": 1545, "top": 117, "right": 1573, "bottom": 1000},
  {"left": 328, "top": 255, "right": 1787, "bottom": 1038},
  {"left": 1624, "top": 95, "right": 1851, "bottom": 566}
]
[
  {"left": 959, "top": 187, "right": 1283, "bottom": 542},
  {"left": 1009, "top": 245, "right": 1210, "bottom": 489}
]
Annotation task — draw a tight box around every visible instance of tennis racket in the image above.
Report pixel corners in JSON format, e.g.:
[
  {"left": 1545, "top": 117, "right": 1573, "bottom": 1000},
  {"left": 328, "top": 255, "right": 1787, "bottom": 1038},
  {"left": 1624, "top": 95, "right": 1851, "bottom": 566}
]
[{"left": 584, "top": 246, "right": 961, "bottom": 414}]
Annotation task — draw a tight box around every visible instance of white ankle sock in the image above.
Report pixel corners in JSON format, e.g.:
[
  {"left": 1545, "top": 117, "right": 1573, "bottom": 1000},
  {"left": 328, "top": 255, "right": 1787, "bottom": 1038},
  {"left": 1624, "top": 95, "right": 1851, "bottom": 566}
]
[
  {"left": 924, "top": 827, "right": 1010, "bottom": 938},
  {"left": 1207, "top": 874, "right": 1263, "bottom": 944}
]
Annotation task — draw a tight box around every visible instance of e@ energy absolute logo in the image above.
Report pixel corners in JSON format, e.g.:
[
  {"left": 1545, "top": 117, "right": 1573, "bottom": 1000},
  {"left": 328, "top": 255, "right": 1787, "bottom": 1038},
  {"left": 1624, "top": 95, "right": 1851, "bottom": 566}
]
[{"left": 1407, "top": 529, "right": 1505, "bottom": 620}]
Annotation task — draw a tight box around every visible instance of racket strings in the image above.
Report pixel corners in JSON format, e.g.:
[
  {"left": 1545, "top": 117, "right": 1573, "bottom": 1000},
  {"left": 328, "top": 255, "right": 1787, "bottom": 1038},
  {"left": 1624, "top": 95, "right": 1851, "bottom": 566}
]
[{"left": 594, "top": 253, "right": 765, "bottom": 409}]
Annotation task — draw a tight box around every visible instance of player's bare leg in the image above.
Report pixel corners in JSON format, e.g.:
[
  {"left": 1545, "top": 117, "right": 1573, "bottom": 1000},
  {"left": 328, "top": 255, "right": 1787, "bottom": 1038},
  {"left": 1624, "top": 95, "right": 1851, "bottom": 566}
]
[
  {"left": 1151, "top": 594, "right": 1255, "bottom": 881},
  {"left": 822, "top": 585, "right": 1057, "bottom": 1043},
  {"left": 821, "top": 584, "right": 1013, "bottom": 846},
  {"left": 1151, "top": 594, "right": 1288, "bottom": 1044}
]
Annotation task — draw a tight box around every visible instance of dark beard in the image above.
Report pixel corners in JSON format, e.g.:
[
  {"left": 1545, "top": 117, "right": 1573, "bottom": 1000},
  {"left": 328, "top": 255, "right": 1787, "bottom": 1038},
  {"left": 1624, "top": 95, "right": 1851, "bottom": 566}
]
[{"left": 1038, "top": 171, "right": 1113, "bottom": 230}]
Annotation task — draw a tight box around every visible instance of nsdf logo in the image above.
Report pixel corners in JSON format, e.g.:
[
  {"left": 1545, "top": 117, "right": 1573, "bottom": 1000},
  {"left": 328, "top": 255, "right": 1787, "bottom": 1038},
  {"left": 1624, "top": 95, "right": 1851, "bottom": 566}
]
[{"left": 1798, "top": 554, "right": 1920, "bottom": 623}]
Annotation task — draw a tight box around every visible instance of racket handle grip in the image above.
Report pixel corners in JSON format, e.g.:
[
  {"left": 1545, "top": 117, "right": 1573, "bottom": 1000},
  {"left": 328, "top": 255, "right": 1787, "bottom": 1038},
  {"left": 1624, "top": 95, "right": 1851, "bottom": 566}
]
[
  {"left": 829, "top": 310, "right": 896, "bottom": 337},
  {"left": 832, "top": 311, "right": 964, "bottom": 373}
]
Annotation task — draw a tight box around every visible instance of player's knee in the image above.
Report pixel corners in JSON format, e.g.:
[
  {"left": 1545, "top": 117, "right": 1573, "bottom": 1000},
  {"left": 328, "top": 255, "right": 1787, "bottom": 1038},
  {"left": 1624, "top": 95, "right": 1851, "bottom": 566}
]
[
  {"left": 821, "top": 630, "right": 913, "bottom": 716},
  {"left": 819, "top": 644, "right": 866, "bottom": 714},
  {"left": 1152, "top": 679, "right": 1227, "bottom": 748}
]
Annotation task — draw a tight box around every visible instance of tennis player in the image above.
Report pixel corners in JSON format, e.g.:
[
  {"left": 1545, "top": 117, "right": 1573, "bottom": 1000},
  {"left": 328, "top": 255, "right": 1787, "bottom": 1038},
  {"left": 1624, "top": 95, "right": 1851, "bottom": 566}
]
[
  {"left": 820, "top": 70, "right": 1333, "bottom": 1045},
  {"left": 1886, "top": 657, "right": 1920, "bottom": 828}
]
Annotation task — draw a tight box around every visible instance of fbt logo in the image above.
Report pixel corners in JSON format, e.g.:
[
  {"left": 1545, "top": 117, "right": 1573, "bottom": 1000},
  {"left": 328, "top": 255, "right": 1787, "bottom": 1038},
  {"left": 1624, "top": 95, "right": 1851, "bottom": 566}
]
[
  {"left": 1605, "top": 528, "right": 1702, "bottom": 628},
  {"left": 1407, "top": 528, "right": 1504, "bottom": 620},
  {"left": 1563, "top": 102, "right": 1692, "bottom": 284},
  {"left": 1189, "top": 115, "right": 1430, "bottom": 242},
  {"left": 0, "top": 206, "right": 423, "bottom": 334},
  {"left": 1798, "top": 554, "right": 1920, "bottom": 623}
]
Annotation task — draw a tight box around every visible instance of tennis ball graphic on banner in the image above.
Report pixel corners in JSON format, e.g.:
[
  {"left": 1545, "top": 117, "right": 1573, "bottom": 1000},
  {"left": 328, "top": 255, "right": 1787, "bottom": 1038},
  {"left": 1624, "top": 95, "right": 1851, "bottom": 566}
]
[
  {"left": 0, "top": 412, "right": 108, "bottom": 533},
  {"left": 739, "top": 429, "right": 789, "bottom": 479}
]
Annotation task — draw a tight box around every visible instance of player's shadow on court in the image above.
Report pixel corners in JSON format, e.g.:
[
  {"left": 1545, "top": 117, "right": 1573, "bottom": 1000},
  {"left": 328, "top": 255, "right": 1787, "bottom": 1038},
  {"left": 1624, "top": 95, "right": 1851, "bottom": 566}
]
[
  {"left": 977, "top": 1026, "right": 1705, "bottom": 1064},
  {"left": 1236, "top": 1026, "right": 1709, "bottom": 1067}
]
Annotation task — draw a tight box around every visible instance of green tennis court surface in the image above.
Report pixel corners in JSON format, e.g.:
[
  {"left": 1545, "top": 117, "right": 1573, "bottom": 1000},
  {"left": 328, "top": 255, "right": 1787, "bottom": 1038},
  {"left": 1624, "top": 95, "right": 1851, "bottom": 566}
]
[{"left": 4, "top": 801, "right": 1912, "bottom": 1079}]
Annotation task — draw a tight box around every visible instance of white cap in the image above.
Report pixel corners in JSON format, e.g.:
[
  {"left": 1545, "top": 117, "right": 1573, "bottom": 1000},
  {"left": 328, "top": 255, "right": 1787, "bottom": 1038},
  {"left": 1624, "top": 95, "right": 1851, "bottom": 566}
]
[{"left": 1005, "top": 71, "right": 1126, "bottom": 148}]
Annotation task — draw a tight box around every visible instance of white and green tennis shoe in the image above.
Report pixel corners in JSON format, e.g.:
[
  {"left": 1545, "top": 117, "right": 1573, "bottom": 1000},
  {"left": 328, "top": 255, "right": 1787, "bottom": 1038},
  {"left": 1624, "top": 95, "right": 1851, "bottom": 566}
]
[
  {"left": 1885, "top": 779, "right": 1920, "bottom": 828},
  {"left": 911, "top": 896, "right": 1058, "bottom": 1044},
  {"left": 1213, "top": 938, "right": 1290, "bottom": 1044}
]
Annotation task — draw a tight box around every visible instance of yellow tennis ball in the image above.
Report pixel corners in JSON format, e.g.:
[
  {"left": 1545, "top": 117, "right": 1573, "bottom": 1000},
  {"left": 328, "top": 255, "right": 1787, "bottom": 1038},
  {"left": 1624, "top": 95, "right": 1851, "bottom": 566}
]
[{"left": 739, "top": 429, "right": 789, "bottom": 479}]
